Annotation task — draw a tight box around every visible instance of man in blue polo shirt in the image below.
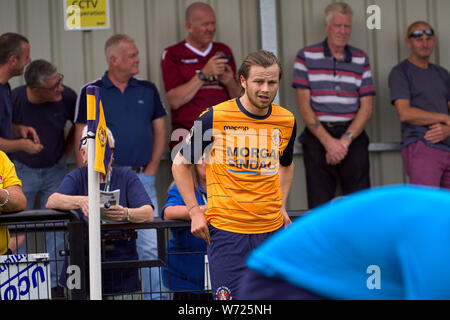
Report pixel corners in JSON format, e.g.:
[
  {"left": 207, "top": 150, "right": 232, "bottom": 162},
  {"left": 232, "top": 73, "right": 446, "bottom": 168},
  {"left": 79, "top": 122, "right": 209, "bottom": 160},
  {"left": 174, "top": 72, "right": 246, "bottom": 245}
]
[
  {"left": 73, "top": 34, "right": 168, "bottom": 299},
  {"left": 11, "top": 59, "right": 76, "bottom": 295},
  {"left": 0, "top": 33, "right": 42, "bottom": 155},
  {"left": 293, "top": 2, "right": 375, "bottom": 209}
]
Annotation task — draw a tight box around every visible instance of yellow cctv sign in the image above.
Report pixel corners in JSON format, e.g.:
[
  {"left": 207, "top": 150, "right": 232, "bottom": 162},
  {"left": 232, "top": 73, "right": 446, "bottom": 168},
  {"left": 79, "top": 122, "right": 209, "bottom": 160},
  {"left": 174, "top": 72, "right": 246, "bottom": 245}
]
[{"left": 64, "top": 0, "right": 110, "bottom": 30}]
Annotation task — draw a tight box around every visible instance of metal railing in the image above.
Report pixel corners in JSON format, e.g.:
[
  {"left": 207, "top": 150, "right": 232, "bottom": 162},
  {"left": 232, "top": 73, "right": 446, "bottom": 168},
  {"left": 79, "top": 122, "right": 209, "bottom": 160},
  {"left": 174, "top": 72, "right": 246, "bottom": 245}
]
[
  {"left": 0, "top": 210, "right": 85, "bottom": 300},
  {"left": 0, "top": 209, "right": 307, "bottom": 300}
]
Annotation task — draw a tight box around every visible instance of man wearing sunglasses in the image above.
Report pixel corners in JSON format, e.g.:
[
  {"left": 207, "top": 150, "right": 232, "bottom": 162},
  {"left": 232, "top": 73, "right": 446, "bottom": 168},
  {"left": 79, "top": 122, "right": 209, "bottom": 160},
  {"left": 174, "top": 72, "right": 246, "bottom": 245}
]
[
  {"left": 389, "top": 21, "right": 450, "bottom": 189},
  {"left": 10, "top": 59, "right": 77, "bottom": 297}
]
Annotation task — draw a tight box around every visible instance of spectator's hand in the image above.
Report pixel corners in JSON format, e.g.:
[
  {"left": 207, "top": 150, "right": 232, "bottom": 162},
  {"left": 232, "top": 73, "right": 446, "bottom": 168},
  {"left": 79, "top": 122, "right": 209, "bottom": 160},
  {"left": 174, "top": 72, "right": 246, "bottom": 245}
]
[
  {"left": 324, "top": 137, "right": 348, "bottom": 165},
  {"left": 103, "top": 205, "right": 128, "bottom": 222},
  {"left": 190, "top": 206, "right": 210, "bottom": 245},
  {"left": 202, "top": 55, "right": 228, "bottom": 79},
  {"left": 424, "top": 123, "right": 450, "bottom": 144},
  {"left": 77, "top": 196, "right": 89, "bottom": 217},
  {"left": 143, "top": 163, "right": 157, "bottom": 176},
  {"left": 22, "top": 139, "right": 44, "bottom": 154},
  {"left": 17, "top": 125, "right": 40, "bottom": 144},
  {"left": 218, "top": 64, "right": 235, "bottom": 86}
]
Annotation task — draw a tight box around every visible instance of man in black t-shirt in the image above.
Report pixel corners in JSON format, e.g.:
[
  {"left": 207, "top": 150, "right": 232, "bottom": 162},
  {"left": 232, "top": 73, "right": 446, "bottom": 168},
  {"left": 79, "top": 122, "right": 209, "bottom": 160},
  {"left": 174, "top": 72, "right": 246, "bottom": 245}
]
[{"left": 388, "top": 21, "right": 450, "bottom": 189}]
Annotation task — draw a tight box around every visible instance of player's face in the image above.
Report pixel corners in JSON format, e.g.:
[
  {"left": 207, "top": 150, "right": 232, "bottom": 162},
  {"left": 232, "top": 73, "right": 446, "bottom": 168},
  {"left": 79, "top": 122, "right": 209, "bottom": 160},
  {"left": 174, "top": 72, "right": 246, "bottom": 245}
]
[
  {"left": 241, "top": 64, "right": 280, "bottom": 113},
  {"left": 11, "top": 42, "right": 31, "bottom": 76},
  {"left": 406, "top": 24, "right": 435, "bottom": 60},
  {"left": 115, "top": 41, "right": 140, "bottom": 77},
  {"left": 325, "top": 12, "right": 352, "bottom": 49},
  {"left": 186, "top": 9, "right": 216, "bottom": 48}
]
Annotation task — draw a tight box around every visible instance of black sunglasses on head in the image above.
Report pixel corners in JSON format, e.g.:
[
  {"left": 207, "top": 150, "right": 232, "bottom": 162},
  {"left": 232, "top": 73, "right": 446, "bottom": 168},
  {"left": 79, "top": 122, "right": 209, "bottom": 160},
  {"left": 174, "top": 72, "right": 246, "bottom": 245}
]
[{"left": 408, "top": 28, "right": 434, "bottom": 38}]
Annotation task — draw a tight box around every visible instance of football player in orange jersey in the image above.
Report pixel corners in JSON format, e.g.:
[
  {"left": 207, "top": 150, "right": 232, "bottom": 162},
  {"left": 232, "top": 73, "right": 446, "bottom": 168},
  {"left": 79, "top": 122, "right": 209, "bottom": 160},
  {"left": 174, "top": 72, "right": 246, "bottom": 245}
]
[{"left": 172, "top": 50, "right": 297, "bottom": 300}]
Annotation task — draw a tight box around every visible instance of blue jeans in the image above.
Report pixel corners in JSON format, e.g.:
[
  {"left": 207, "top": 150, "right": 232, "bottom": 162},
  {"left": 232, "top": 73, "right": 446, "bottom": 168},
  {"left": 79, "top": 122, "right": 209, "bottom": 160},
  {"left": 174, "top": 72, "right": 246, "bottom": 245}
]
[
  {"left": 14, "top": 157, "right": 67, "bottom": 289},
  {"left": 136, "top": 173, "right": 169, "bottom": 300}
]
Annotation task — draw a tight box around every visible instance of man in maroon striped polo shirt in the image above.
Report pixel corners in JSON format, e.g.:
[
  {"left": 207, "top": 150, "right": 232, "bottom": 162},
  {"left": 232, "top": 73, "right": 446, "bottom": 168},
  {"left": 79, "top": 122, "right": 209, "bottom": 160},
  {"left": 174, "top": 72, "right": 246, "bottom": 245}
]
[{"left": 293, "top": 2, "right": 376, "bottom": 209}]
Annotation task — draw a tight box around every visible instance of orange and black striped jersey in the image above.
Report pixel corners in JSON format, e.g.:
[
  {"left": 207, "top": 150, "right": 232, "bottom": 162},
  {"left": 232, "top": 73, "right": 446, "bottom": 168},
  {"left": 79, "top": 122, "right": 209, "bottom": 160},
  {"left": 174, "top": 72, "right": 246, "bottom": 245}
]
[{"left": 180, "top": 98, "right": 297, "bottom": 234}]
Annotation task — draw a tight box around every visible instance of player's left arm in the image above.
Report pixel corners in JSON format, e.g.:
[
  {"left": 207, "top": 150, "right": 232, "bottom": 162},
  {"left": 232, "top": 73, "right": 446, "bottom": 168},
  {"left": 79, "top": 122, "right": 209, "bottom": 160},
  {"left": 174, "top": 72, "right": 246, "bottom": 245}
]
[
  {"left": 278, "top": 120, "right": 297, "bottom": 227},
  {"left": 279, "top": 162, "right": 294, "bottom": 227}
]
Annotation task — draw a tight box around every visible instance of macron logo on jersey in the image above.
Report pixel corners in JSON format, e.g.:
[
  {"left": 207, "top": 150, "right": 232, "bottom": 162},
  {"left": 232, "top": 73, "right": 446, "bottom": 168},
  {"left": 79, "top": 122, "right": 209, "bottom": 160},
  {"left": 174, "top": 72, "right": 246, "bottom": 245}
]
[{"left": 224, "top": 126, "right": 249, "bottom": 132}]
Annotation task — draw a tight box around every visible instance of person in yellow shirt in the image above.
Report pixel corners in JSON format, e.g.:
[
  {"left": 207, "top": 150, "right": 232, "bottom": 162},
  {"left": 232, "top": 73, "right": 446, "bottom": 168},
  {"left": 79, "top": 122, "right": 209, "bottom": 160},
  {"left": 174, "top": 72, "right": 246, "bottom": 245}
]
[
  {"left": 172, "top": 50, "right": 296, "bottom": 300},
  {"left": 0, "top": 151, "right": 27, "bottom": 255}
]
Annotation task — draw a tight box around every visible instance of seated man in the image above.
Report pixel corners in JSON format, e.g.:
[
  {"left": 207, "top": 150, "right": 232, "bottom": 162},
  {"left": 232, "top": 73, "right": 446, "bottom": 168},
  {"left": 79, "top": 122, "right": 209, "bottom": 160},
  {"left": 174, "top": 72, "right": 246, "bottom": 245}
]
[
  {"left": 46, "top": 126, "right": 154, "bottom": 299},
  {"left": 0, "top": 151, "right": 27, "bottom": 255},
  {"left": 240, "top": 185, "right": 450, "bottom": 300}
]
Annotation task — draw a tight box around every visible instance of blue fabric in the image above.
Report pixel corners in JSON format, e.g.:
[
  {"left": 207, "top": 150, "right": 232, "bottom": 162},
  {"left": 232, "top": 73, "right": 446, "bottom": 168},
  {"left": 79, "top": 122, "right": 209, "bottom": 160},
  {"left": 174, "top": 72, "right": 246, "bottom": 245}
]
[
  {"left": 239, "top": 269, "right": 325, "bottom": 300},
  {"left": 160, "top": 184, "right": 207, "bottom": 293},
  {"left": 208, "top": 225, "right": 277, "bottom": 300},
  {"left": 246, "top": 185, "right": 450, "bottom": 300},
  {"left": 0, "top": 82, "right": 13, "bottom": 140},
  {"left": 74, "top": 72, "right": 167, "bottom": 166},
  {"left": 11, "top": 85, "right": 76, "bottom": 168},
  {"left": 56, "top": 166, "right": 152, "bottom": 295}
]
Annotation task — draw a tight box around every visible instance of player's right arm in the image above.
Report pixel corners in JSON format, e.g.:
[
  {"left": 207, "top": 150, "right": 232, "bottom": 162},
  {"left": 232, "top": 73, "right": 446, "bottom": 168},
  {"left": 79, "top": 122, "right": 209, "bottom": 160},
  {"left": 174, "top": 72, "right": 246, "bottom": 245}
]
[
  {"left": 172, "top": 152, "right": 210, "bottom": 244},
  {"left": 171, "top": 107, "right": 214, "bottom": 244}
]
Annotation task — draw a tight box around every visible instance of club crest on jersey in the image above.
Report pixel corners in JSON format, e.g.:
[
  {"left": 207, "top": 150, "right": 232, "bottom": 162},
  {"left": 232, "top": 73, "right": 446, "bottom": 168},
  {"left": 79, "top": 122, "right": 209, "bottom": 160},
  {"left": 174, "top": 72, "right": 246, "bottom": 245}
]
[
  {"left": 271, "top": 128, "right": 282, "bottom": 147},
  {"left": 216, "top": 286, "right": 232, "bottom": 300}
]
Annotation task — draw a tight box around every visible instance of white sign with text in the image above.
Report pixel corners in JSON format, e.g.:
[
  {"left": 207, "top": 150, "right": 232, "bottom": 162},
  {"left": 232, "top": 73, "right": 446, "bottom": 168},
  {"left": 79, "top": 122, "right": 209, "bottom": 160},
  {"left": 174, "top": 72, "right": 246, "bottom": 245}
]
[{"left": 0, "top": 253, "right": 51, "bottom": 300}]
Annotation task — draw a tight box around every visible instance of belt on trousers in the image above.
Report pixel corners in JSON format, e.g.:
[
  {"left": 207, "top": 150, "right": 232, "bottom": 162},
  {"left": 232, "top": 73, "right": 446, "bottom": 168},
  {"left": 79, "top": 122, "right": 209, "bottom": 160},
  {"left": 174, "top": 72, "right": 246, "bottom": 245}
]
[
  {"left": 114, "top": 165, "right": 145, "bottom": 174},
  {"left": 320, "top": 120, "right": 352, "bottom": 128},
  {"left": 131, "top": 166, "right": 145, "bottom": 174}
]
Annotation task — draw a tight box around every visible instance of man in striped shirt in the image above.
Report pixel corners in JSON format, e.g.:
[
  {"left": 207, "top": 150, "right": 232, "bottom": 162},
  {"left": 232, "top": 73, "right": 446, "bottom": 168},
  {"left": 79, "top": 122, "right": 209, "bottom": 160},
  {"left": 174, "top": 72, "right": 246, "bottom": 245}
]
[{"left": 293, "top": 2, "right": 375, "bottom": 209}]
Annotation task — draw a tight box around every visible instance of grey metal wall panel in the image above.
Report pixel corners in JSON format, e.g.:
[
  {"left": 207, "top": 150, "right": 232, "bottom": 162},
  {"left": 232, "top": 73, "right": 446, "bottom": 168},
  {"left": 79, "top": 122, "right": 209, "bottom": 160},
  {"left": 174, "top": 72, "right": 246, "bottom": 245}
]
[{"left": 1, "top": 0, "right": 447, "bottom": 211}]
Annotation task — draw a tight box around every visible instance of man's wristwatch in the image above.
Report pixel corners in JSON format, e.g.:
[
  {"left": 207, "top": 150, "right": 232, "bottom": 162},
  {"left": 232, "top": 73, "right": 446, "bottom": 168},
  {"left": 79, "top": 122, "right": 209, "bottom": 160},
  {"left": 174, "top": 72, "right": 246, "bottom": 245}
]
[
  {"left": 198, "top": 71, "right": 207, "bottom": 82},
  {"left": 344, "top": 131, "right": 354, "bottom": 140}
]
